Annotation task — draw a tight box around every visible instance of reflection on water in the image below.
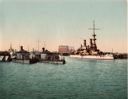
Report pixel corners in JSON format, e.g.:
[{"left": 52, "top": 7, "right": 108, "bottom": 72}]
[{"left": 0, "top": 57, "right": 127, "bottom": 99}]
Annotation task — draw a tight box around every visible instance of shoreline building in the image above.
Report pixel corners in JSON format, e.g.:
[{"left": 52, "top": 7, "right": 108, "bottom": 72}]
[{"left": 58, "top": 45, "right": 75, "bottom": 55}]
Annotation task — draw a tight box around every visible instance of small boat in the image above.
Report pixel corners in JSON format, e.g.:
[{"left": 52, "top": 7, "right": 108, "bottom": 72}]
[
  {"left": 40, "top": 48, "right": 66, "bottom": 64},
  {"left": 40, "top": 52, "right": 66, "bottom": 64},
  {"left": 12, "top": 46, "right": 38, "bottom": 64}
]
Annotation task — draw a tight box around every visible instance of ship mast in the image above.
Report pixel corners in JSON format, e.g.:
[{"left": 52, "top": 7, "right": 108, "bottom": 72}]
[
  {"left": 89, "top": 20, "right": 99, "bottom": 50},
  {"left": 37, "top": 40, "right": 40, "bottom": 51}
]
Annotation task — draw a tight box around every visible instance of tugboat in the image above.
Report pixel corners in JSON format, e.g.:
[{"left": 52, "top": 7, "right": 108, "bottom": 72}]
[
  {"left": 39, "top": 47, "right": 66, "bottom": 64},
  {"left": 12, "top": 46, "right": 38, "bottom": 64},
  {"left": 70, "top": 21, "right": 114, "bottom": 60}
]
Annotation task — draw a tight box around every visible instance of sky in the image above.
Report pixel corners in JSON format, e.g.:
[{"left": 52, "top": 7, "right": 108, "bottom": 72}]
[{"left": 0, "top": 0, "right": 127, "bottom": 53}]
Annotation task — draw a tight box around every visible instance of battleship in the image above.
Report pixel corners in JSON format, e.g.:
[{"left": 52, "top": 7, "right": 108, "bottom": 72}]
[{"left": 70, "top": 21, "right": 114, "bottom": 60}]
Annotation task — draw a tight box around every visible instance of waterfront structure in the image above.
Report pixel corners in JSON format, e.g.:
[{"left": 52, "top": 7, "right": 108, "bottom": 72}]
[
  {"left": 58, "top": 45, "right": 75, "bottom": 55},
  {"left": 58, "top": 45, "right": 69, "bottom": 55}
]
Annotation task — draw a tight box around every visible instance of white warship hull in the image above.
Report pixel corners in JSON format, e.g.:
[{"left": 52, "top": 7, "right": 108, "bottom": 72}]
[{"left": 70, "top": 55, "right": 114, "bottom": 60}]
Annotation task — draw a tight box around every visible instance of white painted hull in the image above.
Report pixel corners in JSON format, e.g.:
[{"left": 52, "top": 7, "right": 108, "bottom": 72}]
[{"left": 70, "top": 55, "right": 114, "bottom": 60}]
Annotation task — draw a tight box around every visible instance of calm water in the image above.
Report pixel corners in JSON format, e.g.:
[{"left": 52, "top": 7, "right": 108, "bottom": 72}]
[{"left": 0, "top": 57, "right": 127, "bottom": 99}]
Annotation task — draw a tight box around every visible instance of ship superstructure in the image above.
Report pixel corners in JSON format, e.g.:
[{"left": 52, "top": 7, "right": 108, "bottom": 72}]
[
  {"left": 71, "top": 21, "right": 114, "bottom": 60},
  {"left": 75, "top": 21, "right": 101, "bottom": 55}
]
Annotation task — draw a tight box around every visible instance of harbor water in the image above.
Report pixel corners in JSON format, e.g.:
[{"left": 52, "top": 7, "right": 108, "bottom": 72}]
[{"left": 0, "top": 57, "right": 127, "bottom": 99}]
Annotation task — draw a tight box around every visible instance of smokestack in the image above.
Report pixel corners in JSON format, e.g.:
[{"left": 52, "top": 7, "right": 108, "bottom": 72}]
[
  {"left": 90, "top": 39, "right": 93, "bottom": 47},
  {"left": 84, "top": 40, "right": 86, "bottom": 47},
  {"left": 42, "top": 47, "right": 45, "bottom": 52},
  {"left": 20, "top": 46, "right": 23, "bottom": 51}
]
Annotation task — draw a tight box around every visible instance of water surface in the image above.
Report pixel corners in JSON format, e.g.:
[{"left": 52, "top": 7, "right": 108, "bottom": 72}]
[{"left": 0, "top": 57, "right": 127, "bottom": 99}]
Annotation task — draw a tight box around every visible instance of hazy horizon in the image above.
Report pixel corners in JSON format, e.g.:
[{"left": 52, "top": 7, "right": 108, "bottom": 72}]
[{"left": 0, "top": 0, "right": 127, "bottom": 53}]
